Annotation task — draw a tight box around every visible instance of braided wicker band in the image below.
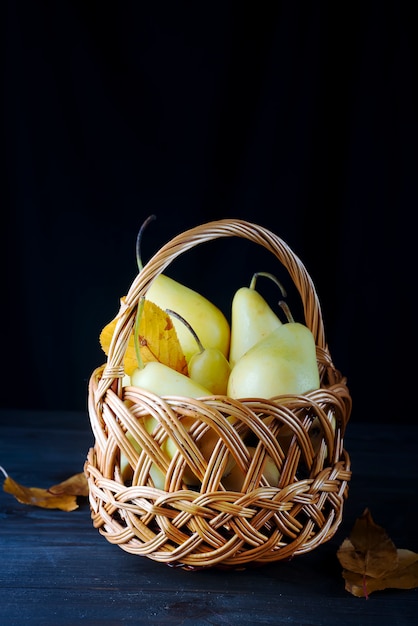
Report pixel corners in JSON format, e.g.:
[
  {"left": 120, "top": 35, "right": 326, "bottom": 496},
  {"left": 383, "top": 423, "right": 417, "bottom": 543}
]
[{"left": 85, "top": 219, "right": 352, "bottom": 569}]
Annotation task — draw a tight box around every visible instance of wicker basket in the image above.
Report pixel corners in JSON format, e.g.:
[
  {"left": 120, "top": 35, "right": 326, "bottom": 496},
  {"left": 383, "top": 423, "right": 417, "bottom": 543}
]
[{"left": 85, "top": 219, "right": 352, "bottom": 570}]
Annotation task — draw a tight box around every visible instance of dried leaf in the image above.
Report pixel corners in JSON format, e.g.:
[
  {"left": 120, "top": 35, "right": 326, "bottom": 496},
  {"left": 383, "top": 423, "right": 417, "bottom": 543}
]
[
  {"left": 337, "top": 508, "right": 398, "bottom": 578},
  {"left": 138, "top": 299, "right": 188, "bottom": 374},
  {"left": 100, "top": 298, "right": 187, "bottom": 376},
  {"left": 1, "top": 467, "right": 87, "bottom": 511},
  {"left": 342, "top": 550, "right": 418, "bottom": 597},
  {"left": 48, "top": 472, "right": 89, "bottom": 497},
  {"left": 337, "top": 509, "right": 418, "bottom": 597},
  {"left": 99, "top": 297, "right": 136, "bottom": 374}
]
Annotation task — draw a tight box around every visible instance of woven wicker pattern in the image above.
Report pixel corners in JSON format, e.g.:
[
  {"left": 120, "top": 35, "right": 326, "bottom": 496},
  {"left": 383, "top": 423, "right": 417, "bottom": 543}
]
[{"left": 85, "top": 219, "right": 352, "bottom": 569}]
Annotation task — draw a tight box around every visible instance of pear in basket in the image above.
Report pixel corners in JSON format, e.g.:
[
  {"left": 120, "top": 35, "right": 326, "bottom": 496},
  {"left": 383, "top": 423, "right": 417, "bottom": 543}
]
[
  {"left": 229, "top": 271, "right": 285, "bottom": 368},
  {"left": 137, "top": 215, "right": 230, "bottom": 363},
  {"left": 227, "top": 301, "right": 320, "bottom": 399}
]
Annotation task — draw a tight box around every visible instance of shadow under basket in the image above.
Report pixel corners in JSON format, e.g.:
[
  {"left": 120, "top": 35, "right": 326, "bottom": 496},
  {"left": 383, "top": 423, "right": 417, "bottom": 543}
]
[{"left": 85, "top": 219, "right": 352, "bottom": 570}]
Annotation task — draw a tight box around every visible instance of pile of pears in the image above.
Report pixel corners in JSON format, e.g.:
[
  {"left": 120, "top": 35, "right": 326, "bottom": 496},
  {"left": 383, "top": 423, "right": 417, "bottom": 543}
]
[
  {"left": 119, "top": 219, "right": 323, "bottom": 489},
  {"left": 129, "top": 269, "right": 320, "bottom": 401}
]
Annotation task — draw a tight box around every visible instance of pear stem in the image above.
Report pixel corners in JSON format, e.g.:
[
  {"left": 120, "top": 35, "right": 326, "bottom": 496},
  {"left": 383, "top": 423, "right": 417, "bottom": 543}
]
[
  {"left": 250, "top": 272, "right": 287, "bottom": 298},
  {"left": 136, "top": 214, "right": 157, "bottom": 272},
  {"left": 134, "top": 296, "right": 146, "bottom": 369},
  {"left": 278, "top": 300, "right": 295, "bottom": 323},
  {"left": 165, "top": 308, "right": 205, "bottom": 354}
]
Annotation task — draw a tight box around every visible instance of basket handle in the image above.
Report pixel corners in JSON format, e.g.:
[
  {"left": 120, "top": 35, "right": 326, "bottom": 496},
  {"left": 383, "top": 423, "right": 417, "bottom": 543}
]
[{"left": 123, "top": 218, "right": 326, "bottom": 348}]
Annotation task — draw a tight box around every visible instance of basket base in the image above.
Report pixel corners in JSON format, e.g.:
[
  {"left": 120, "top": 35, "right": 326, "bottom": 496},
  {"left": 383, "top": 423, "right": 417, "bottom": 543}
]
[{"left": 85, "top": 447, "right": 351, "bottom": 570}]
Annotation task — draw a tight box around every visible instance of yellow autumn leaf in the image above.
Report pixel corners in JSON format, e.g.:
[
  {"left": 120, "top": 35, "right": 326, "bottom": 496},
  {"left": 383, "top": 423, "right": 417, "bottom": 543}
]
[
  {"left": 100, "top": 298, "right": 188, "bottom": 376},
  {"left": 1, "top": 466, "right": 85, "bottom": 512},
  {"left": 99, "top": 297, "right": 138, "bottom": 375},
  {"left": 48, "top": 472, "right": 89, "bottom": 497}
]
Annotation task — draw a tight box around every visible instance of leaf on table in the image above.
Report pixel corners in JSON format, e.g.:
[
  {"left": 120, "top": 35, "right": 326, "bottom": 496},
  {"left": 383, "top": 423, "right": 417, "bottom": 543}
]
[
  {"left": 342, "top": 549, "right": 418, "bottom": 598},
  {"left": 337, "top": 508, "right": 398, "bottom": 578},
  {"left": 337, "top": 508, "right": 418, "bottom": 597},
  {"left": 48, "top": 472, "right": 89, "bottom": 497},
  {"left": 1, "top": 466, "right": 88, "bottom": 512},
  {"left": 100, "top": 297, "right": 188, "bottom": 376}
]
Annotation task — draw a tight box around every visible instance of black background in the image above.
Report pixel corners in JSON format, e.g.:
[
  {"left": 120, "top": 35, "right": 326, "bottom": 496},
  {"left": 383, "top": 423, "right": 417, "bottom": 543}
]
[{"left": 3, "top": 1, "right": 417, "bottom": 423}]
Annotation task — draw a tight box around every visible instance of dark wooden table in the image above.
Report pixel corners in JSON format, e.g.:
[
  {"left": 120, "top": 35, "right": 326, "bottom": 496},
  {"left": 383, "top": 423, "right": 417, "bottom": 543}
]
[{"left": 1, "top": 409, "right": 417, "bottom": 625}]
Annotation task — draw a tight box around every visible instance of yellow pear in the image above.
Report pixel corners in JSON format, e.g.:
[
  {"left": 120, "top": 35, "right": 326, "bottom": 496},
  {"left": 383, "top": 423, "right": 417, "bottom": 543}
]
[
  {"left": 146, "top": 274, "right": 230, "bottom": 363},
  {"left": 167, "top": 309, "right": 231, "bottom": 395},
  {"left": 227, "top": 322, "right": 320, "bottom": 399},
  {"left": 136, "top": 215, "right": 230, "bottom": 363},
  {"left": 188, "top": 347, "right": 231, "bottom": 395},
  {"left": 130, "top": 361, "right": 212, "bottom": 398},
  {"left": 229, "top": 272, "right": 285, "bottom": 368}
]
